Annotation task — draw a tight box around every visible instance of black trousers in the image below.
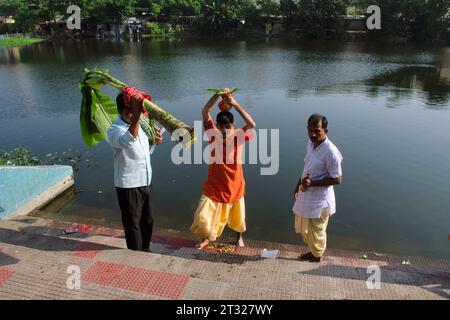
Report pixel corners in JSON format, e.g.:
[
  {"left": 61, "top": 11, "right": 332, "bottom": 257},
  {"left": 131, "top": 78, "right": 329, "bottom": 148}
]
[{"left": 115, "top": 185, "right": 154, "bottom": 252}]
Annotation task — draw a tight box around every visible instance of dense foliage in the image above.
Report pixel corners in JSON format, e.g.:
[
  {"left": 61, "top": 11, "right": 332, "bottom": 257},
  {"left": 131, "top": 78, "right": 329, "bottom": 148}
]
[{"left": 1, "top": 0, "right": 449, "bottom": 40}]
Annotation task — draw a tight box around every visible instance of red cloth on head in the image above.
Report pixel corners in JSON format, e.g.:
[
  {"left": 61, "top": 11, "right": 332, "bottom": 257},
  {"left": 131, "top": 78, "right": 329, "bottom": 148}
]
[
  {"left": 218, "top": 101, "right": 225, "bottom": 111},
  {"left": 218, "top": 101, "right": 229, "bottom": 111},
  {"left": 122, "top": 86, "right": 152, "bottom": 116}
]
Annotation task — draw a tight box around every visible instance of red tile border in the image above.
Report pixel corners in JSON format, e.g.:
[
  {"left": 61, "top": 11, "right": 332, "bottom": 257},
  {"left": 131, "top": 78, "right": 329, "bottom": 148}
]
[
  {"left": 70, "top": 242, "right": 106, "bottom": 259},
  {"left": 82, "top": 261, "right": 125, "bottom": 286},
  {"left": 166, "top": 238, "right": 198, "bottom": 248},
  {"left": 152, "top": 236, "right": 169, "bottom": 245},
  {"left": 0, "top": 267, "right": 15, "bottom": 286},
  {"left": 82, "top": 261, "right": 190, "bottom": 299}
]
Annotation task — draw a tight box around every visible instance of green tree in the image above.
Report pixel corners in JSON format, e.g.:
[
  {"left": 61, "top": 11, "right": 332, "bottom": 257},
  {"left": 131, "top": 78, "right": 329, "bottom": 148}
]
[
  {"left": 148, "top": 0, "right": 162, "bottom": 19},
  {"left": 297, "top": 0, "right": 346, "bottom": 38},
  {"left": 77, "top": 0, "right": 97, "bottom": 22},
  {"left": 354, "top": 0, "right": 449, "bottom": 41},
  {"left": 279, "top": 0, "right": 299, "bottom": 26},
  {"left": 409, "top": 0, "right": 449, "bottom": 41},
  {"left": 0, "top": 0, "right": 38, "bottom": 32},
  {"left": 88, "top": 0, "right": 137, "bottom": 24},
  {"left": 135, "top": 0, "right": 201, "bottom": 21},
  {"left": 279, "top": 0, "right": 345, "bottom": 38},
  {"left": 257, "top": 0, "right": 280, "bottom": 16},
  {"left": 163, "top": 0, "right": 202, "bottom": 18},
  {"left": 234, "top": 0, "right": 260, "bottom": 28},
  {"left": 34, "top": 0, "right": 70, "bottom": 24},
  {"left": 194, "top": 0, "right": 242, "bottom": 34}
]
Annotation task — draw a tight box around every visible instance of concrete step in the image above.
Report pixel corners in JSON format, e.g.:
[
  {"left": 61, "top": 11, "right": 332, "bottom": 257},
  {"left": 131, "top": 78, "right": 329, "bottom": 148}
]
[{"left": 0, "top": 216, "right": 449, "bottom": 299}]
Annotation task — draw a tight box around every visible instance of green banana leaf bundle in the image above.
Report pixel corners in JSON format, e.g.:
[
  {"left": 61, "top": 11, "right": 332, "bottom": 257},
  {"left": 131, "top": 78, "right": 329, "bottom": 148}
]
[
  {"left": 79, "top": 68, "right": 196, "bottom": 148},
  {"left": 206, "top": 87, "right": 240, "bottom": 95}
]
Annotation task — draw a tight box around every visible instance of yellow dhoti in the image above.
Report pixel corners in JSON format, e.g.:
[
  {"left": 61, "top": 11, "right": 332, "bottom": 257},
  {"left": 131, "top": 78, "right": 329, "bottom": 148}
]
[
  {"left": 294, "top": 207, "right": 330, "bottom": 258},
  {"left": 190, "top": 194, "right": 246, "bottom": 241}
]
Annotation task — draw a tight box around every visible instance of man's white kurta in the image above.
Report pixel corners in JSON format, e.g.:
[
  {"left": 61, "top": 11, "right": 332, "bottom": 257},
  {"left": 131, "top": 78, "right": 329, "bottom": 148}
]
[
  {"left": 107, "top": 118, "right": 152, "bottom": 188},
  {"left": 293, "top": 137, "right": 343, "bottom": 218}
]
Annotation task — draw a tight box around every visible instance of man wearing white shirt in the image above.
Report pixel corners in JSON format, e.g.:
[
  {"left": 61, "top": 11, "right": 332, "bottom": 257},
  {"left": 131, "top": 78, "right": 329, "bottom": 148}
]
[
  {"left": 107, "top": 93, "right": 162, "bottom": 252},
  {"left": 293, "top": 113, "right": 343, "bottom": 262}
]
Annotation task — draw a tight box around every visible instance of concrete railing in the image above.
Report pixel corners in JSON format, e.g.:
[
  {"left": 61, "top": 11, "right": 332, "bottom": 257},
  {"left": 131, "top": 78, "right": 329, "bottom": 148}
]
[{"left": 0, "top": 165, "right": 74, "bottom": 219}]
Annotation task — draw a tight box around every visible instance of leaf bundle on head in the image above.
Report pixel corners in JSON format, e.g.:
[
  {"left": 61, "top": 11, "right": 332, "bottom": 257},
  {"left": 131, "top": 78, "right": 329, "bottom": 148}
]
[
  {"left": 79, "top": 68, "right": 196, "bottom": 148},
  {"left": 206, "top": 87, "right": 241, "bottom": 95}
]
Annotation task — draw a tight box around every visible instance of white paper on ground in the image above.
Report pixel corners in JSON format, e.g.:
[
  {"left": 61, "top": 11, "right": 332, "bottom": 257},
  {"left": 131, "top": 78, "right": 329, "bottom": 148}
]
[{"left": 261, "top": 249, "right": 279, "bottom": 259}]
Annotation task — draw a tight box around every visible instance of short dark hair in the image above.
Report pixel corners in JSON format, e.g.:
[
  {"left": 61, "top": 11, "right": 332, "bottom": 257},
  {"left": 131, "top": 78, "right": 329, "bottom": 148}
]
[
  {"left": 116, "top": 93, "right": 126, "bottom": 114},
  {"left": 308, "top": 113, "right": 328, "bottom": 129},
  {"left": 216, "top": 111, "right": 234, "bottom": 125}
]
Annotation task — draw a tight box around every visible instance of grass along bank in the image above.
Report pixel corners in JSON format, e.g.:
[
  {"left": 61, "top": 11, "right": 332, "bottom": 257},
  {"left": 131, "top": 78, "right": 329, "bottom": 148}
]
[{"left": 0, "top": 36, "right": 45, "bottom": 47}]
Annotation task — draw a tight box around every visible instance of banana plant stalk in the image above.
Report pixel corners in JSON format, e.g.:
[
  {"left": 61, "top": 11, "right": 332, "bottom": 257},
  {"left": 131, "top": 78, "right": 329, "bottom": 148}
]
[{"left": 80, "top": 68, "right": 196, "bottom": 148}]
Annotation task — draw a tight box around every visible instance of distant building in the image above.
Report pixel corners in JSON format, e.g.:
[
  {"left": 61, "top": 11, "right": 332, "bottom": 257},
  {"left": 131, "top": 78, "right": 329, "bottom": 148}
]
[
  {"left": 343, "top": 16, "right": 366, "bottom": 31},
  {"left": 343, "top": 15, "right": 368, "bottom": 41},
  {"left": 0, "top": 15, "right": 15, "bottom": 24},
  {"left": 0, "top": 8, "right": 13, "bottom": 23}
]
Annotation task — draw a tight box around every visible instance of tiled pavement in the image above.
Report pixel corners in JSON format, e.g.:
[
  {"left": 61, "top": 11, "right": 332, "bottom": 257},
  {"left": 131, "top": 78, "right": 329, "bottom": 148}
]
[{"left": 0, "top": 216, "right": 448, "bottom": 300}]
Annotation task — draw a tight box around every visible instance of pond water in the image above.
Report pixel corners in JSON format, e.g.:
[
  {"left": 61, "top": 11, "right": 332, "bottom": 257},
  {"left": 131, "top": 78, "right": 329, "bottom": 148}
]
[{"left": 1, "top": 39, "right": 449, "bottom": 259}]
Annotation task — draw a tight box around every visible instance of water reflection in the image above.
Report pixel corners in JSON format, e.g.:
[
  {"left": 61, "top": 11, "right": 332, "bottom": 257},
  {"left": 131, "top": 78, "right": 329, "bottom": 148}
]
[
  {"left": 2, "top": 40, "right": 450, "bottom": 109},
  {"left": 1, "top": 39, "right": 450, "bottom": 259},
  {"left": 367, "top": 66, "right": 450, "bottom": 108},
  {"left": 0, "top": 38, "right": 190, "bottom": 65},
  {"left": 301, "top": 65, "right": 450, "bottom": 109}
]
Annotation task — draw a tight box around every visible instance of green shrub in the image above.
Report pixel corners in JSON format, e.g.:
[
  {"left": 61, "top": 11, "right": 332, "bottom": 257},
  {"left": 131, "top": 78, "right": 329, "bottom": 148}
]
[
  {"left": 145, "top": 22, "right": 163, "bottom": 35},
  {"left": 144, "top": 22, "right": 182, "bottom": 36},
  {"left": 173, "top": 24, "right": 184, "bottom": 33},
  {"left": 162, "top": 23, "right": 172, "bottom": 34}
]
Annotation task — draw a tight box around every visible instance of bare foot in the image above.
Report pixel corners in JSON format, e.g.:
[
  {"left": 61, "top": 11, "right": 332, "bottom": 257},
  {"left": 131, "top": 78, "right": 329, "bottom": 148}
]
[
  {"left": 195, "top": 239, "right": 209, "bottom": 250},
  {"left": 309, "top": 255, "right": 322, "bottom": 263},
  {"left": 298, "top": 252, "right": 314, "bottom": 261},
  {"left": 236, "top": 237, "right": 245, "bottom": 247},
  {"left": 298, "top": 252, "right": 322, "bottom": 262}
]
